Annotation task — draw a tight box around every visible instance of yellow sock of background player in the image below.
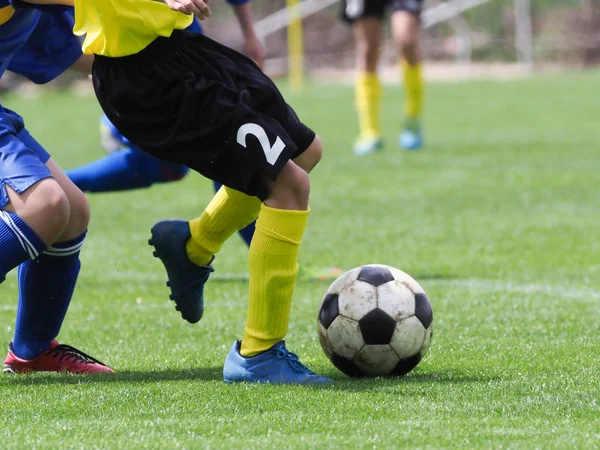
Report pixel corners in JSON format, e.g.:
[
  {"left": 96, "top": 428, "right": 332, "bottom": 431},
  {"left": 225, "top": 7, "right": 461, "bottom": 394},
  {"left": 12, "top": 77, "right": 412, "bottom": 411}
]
[
  {"left": 355, "top": 72, "right": 382, "bottom": 141},
  {"left": 186, "top": 186, "right": 261, "bottom": 266},
  {"left": 401, "top": 60, "right": 423, "bottom": 121},
  {"left": 241, "top": 204, "right": 309, "bottom": 356},
  {"left": 399, "top": 61, "right": 424, "bottom": 150}
]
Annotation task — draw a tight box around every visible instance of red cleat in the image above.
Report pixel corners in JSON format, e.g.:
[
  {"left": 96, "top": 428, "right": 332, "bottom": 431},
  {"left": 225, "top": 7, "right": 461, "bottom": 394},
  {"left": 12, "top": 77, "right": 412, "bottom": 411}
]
[{"left": 3, "top": 340, "right": 114, "bottom": 374}]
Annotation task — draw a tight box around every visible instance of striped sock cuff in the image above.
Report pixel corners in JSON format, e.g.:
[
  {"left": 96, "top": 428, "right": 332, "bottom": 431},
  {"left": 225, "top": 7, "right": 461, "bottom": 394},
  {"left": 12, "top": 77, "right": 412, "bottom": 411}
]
[
  {"left": 0, "top": 211, "right": 46, "bottom": 260},
  {"left": 43, "top": 231, "right": 86, "bottom": 257}
]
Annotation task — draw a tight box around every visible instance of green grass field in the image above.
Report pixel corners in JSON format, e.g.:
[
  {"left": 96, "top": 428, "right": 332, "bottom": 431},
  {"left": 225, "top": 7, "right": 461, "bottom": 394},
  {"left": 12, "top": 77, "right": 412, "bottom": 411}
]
[{"left": 1, "top": 71, "right": 599, "bottom": 449}]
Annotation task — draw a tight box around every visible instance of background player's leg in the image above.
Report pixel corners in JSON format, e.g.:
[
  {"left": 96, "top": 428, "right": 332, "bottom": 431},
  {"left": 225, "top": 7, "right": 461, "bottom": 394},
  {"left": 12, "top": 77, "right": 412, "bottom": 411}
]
[
  {"left": 212, "top": 180, "right": 255, "bottom": 247},
  {"left": 68, "top": 114, "right": 189, "bottom": 192},
  {"left": 353, "top": 17, "right": 384, "bottom": 156},
  {"left": 68, "top": 147, "right": 189, "bottom": 193},
  {"left": 391, "top": 10, "right": 424, "bottom": 150}
]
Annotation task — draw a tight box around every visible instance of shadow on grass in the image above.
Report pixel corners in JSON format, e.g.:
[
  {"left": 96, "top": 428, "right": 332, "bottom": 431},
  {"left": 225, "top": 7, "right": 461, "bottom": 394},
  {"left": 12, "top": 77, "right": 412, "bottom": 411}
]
[
  {"left": 321, "top": 369, "right": 502, "bottom": 392},
  {"left": 2, "top": 366, "right": 224, "bottom": 386},
  {"left": 3, "top": 367, "right": 499, "bottom": 390}
]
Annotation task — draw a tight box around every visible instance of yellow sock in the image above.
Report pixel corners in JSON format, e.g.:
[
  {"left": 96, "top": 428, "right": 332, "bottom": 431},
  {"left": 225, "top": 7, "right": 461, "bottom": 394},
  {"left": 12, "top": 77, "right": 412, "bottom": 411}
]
[
  {"left": 186, "top": 186, "right": 261, "bottom": 266},
  {"left": 241, "top": 204, "right": 309, "bottom": 357},
  {"left": 355, "top": 72, "right": 382, "bottom": 141},
  {"left": 401, "top": 61, "right": 424, "bottom": 120}
]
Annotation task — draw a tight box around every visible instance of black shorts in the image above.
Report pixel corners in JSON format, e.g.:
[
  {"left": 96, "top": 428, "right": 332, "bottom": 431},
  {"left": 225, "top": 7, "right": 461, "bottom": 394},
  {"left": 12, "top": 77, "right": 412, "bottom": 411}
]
[
  {"left": 92, "top": 32, "right": 315, "bottom": 200},
  {"left": 342, "top": 0, "right": 423, "bottom": 22}
]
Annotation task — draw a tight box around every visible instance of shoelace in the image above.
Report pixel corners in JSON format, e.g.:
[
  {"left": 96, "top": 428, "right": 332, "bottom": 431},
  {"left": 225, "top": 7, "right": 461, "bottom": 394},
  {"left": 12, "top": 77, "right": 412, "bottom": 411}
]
[
  {"left": 275, "top": 347, "right": 315, "bottom": 375},
  {"left": 46, "top": 344, "right": 109, "bottom": 367}
]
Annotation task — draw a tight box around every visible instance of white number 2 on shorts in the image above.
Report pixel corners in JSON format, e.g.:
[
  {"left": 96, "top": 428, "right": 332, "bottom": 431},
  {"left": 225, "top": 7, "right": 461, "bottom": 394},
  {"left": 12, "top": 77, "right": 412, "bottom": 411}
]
[{"left": 236, "top": 123, "right": 286, "bottom": 166}]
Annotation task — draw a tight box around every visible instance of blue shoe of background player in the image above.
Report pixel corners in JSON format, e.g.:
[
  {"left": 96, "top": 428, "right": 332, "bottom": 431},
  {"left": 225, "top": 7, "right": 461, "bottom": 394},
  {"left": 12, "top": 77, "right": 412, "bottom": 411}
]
[
  {"left": 223, "top": 341, "right": 332, "bottom": 385},
  {"left": 353, "top": 136, "right": 383, "bottom": 156},
  {"left": 399, "top": 119, "right": 423, "bottom": 151},
  {"left": 148, "top": 220, "right": 214, "bottom": 324}
]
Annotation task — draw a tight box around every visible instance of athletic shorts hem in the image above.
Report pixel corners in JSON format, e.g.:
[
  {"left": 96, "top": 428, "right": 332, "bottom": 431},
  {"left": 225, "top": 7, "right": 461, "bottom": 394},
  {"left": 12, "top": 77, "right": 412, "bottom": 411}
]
[
  {"left": 342, "top": 0, "right": 423, "bottom": 23},
  {"left": 0, "top": 176, "right": 47, "bottom": 209},
  {"left": 0, "top": 127, "right": 53, "bottom": 209}
]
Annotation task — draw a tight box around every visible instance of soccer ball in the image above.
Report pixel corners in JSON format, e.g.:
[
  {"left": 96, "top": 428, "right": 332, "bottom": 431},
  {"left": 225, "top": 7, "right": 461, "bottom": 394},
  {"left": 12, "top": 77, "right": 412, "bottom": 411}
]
[{"left": 317, "top": 264, "right": 433, "bottom": 377}]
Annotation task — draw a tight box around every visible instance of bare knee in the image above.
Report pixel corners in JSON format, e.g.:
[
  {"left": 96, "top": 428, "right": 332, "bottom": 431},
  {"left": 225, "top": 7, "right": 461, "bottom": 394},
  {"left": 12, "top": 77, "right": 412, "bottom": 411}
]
[
  {"left": 397, "top": 36, "right": 420, "bottom": 64},
  {"left": 265, "top": 161, "right": 310, "bottom": 211},
  {"left": 357, "top": 40, "right": 380, "bottom": 72},
  {"left": 59, "top": 188, "right": 90, "bottom": 241},
  {"left": 44, "top": 158, "right": 90, "bottom": 241},
  {"left": 293, "top": 135, "right": 323, "bottom": 174},
  {"left": 354, "top": 18, "right": 382, "bottom": 73},
  {"left": 4, "top": 179, "right": 70, "bottom": 245},
  {"left": 392, "top": 12, "right": 421, "bottom": 64}
]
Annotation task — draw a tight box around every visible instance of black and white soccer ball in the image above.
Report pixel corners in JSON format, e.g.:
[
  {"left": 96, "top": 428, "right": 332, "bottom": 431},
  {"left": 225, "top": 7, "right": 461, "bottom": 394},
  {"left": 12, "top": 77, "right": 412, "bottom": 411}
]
[{"left": 317, "top": 264, "right": 433, "bottom": 377}]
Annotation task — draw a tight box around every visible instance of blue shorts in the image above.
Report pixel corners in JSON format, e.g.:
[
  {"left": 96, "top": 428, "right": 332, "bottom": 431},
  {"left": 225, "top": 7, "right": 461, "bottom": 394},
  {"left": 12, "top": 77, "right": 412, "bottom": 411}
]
[{"left": 0, "top": 107, "right": 52, "bottom": 209}]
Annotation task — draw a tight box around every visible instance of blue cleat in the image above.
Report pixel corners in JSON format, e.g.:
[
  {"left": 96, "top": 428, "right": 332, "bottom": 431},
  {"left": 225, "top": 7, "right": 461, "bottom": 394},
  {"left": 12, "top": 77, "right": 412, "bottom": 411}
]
[
  {"left": 353, "top": 137, "right": 383, "bottom": 156},
  {"left": 399, "top": 120, "right": 423, "bottom": 151},
  {"left": 148, "top": 220, "right": 214, "bottom": 324},
  {"left": 223, "top": 341, "right": 332, "bottom": 385}
]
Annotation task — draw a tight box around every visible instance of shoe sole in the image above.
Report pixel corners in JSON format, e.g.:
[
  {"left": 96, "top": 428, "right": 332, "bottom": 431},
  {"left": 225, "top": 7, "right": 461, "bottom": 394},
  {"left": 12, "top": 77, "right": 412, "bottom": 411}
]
[{"left": 3, "top": 364, "right": 17, "bottom": 375}]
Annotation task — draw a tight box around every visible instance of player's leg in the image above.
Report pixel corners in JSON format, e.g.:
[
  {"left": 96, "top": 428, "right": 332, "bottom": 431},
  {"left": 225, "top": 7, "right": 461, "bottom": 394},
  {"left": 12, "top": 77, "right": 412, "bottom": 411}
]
[
  {"left": 67, "top": 116, "right": 190, "bottom": 193},
  {"left": 209, "top": 177, "right": 343, "bottom": 282},
  {"left": 343, "top": 0, "right": 386, "bottom": 155},
  {"left": 212, "top": 180, "right": 255, "bottom": 247},
  {"left": 149, "top": 182, "right": 262, "bottom": 323},
  {"left": 238, "top": 137, "right": 321, "bottom": 353},
  {"left": 175, "top": 130, "right": 322, "bottom": 314},
  {"left": 7, "top": 158, "right": 87, "bottom": 364},
  {"left": 151, "top": 140, "right": 319, "bottom": 325},
  {"left": 68, "top": 147, "right": 190, "bottom": 193},
  {"left": 391, "top": 2, "right": 424, "bottom": 150},
  {"left": 223, "top": 136, "right": 331, "bottom": 384},
  {"left": 353, "top": 17, "right": 384, "bottom": 155},
  {"left": 184, "top": 141, "right": 323, "bottom": 269},
  {"left": 1, "top": 125, "right": 112, "bottom": 374},
  {"left": 0, "top": 154, "right": 63, "bottom": 283}
]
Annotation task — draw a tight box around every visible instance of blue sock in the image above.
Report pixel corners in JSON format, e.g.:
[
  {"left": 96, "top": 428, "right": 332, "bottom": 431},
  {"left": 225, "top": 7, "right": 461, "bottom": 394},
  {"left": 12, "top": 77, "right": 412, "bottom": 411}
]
[
  {"left": 67, "top": 148, "right": 189, "bottom": 193},
  {"left": 212, "top": 181, "right": 256, "bottom": 247},
  {"left": 238, "top": 220, "right": 255, "bottom": 247},
  {"left": 0, "top": 211, "right": 46, "bottom": 284},
  {"left": 12, "top": 232, "right": 86, "bottom": 360}
]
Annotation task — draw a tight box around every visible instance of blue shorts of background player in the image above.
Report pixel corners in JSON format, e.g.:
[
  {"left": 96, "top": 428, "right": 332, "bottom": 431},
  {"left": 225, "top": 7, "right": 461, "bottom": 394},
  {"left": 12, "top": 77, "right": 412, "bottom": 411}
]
[
  {"left": 1, "top": 5, "right": 112, "bottom": 374},
  {"left": 65, "top": 9, "right": 259, "bottom": 247}
]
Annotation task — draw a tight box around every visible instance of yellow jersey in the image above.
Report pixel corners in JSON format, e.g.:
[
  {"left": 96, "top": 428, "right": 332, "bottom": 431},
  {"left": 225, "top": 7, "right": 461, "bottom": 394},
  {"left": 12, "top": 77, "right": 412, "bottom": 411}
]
[{"left": 73, "top": 0, "right": 193, "bottom": 57}]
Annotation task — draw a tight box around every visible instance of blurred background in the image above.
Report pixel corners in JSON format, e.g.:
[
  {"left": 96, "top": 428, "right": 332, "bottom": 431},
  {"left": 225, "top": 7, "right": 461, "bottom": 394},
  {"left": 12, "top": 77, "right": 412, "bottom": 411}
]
[{"left": 1, "top": 0, "right": 599, "bottom": 93}]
